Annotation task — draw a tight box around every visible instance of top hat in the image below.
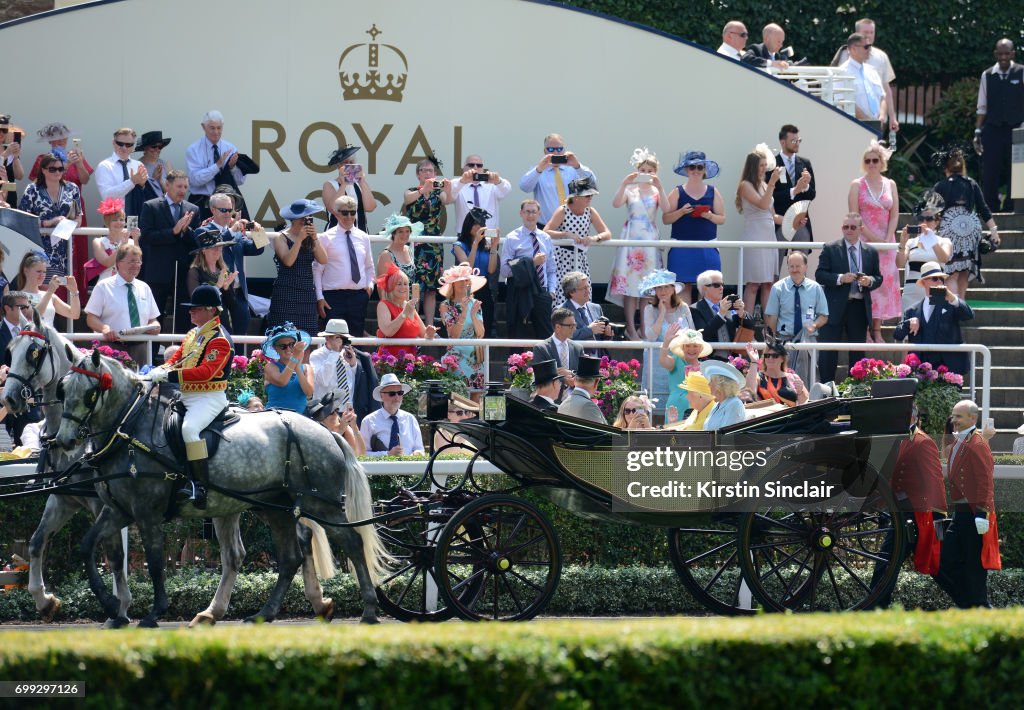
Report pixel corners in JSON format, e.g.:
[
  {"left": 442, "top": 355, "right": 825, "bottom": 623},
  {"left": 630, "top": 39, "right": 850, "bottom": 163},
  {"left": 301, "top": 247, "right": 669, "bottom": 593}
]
[
  {"left": 575, "top": 356, "right": 602, "bottom": 379},
  {"left": 531, "top": 359, "right": 564, "bottom": 388}
]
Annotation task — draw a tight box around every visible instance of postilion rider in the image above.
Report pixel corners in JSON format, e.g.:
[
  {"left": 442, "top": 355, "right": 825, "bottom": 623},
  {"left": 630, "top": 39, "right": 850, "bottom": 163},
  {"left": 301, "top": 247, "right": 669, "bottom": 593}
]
[{"left": 148, "top": 284, "right": 233, "bottom": 508}]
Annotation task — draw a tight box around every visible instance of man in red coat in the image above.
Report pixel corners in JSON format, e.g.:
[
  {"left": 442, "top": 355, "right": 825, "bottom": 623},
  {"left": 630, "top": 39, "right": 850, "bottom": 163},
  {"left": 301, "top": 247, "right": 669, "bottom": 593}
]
[{"left": 935, "top": 400, "right": 1001, "bottom": 608}]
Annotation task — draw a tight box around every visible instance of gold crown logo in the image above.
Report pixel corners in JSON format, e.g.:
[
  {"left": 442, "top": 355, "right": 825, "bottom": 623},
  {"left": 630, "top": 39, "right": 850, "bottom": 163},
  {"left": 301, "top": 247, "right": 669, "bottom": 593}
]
[{"left": 339, "top": 24, "right": 408, "bottom": 102}]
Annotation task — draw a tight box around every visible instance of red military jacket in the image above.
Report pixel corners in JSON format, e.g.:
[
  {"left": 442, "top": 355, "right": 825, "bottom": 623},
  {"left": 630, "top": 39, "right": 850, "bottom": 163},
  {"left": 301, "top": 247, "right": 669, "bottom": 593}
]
[
  {"left": 948, "top": 428, "right": 1001, "bottom": 570},
  {"left": 890, "top": 427, "right": 947, "bottom": 513},
  {"left": 164, "top": 317, "right": 232, "bottom": 393}
]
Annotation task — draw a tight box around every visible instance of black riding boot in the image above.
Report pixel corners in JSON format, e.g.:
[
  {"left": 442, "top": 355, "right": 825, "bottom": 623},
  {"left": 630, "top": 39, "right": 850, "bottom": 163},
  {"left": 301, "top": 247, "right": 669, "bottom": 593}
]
[{"left": 178, "top": 440, "right": 209, "bottom": 510}]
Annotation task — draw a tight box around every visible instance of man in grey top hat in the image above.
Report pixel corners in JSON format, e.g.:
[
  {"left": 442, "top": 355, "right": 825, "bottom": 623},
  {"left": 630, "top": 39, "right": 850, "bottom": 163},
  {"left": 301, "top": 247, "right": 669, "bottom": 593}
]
[{"left": 557, "top": 356, "right": 605, "bottom": 424}]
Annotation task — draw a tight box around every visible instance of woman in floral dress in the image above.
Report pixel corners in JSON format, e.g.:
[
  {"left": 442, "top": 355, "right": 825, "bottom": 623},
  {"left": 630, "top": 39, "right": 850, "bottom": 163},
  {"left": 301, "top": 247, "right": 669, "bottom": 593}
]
[
  {"left": 403, "top": 156, "right": 452, "bottom": 329},
  {"left": 438, "top": 262, "right": 487, "bottom": 393}
]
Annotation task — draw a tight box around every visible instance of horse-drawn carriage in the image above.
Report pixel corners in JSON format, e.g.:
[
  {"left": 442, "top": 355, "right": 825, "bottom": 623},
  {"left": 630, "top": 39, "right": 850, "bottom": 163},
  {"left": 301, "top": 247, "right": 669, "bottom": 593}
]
[{"left": 2, "top": 312, "right": 914, "bottom": 624}]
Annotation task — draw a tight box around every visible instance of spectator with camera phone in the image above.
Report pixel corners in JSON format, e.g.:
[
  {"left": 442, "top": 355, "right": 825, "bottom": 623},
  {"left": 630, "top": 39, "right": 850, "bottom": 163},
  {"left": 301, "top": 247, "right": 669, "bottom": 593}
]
[
  {"left": 451, "top": 153, "right": 511, "bottom": 229},
  {"left": 519, "top": 133, "right": 596, "bottom": 225},
  {"left": 403, "top": 155, "right": 452, "bottom": 330},
  {"left": 690, "top": 269, "right": 754, "bottom": 360},
  {"left": 322, "top": 145, "right": 377, "bottom": 232},
  {"left": 896, "top": 191, "right": 952, "bottom": 311},
  {"left": 892, "top": 261, "right": 974, "bottom": 377}
]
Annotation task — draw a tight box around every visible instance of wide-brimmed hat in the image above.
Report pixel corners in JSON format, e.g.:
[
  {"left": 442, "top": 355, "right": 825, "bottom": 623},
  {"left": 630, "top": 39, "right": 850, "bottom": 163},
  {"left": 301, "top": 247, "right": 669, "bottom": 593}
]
[
  {"left": 638, "top": 269, "right": 684, "bottom": 297},
  {"left": 669, "top": 329, "right": 713, "bottom": 359},
  {"left": 372, "top": 372, "right": 412, "bottom": 402},
  {"left": 449, "top": 392, "right": 480, "bottom": 413},
  {"left": 189, "top": 224, "right": 234, "bottom": 254},
  {"left": 917, "top": 261, "right": 949, "bottom": 286},
  {"left": 380, "top": 213, "right": 424, "bottom": 240},
  {"left": 317, "top": 318, "right": 352, "bottom": 341},
  {"left": 673, "top": 151, "right": 720, "bottom": 179},
  {"left": 306, "top": 393, "right": 337, "bottom": 421},
  {"left": 781, "top": 200, "right": 811, "bottom": 241},
  {"left": 328, "top": 145, "right": 361, "bottom": 167},
  {"left": 567, "top": 175, "right": 599, "bottom": 198},
  {"left": 279, "top": 199, "right": 323, "bottom": 221},
  {"left": 700, "top": 359, "right": 745, "bottom": 386},
  {"left": 439, "top": 262, "right": 487, "bottom": 299},
  {"left": 262, "top": 322, "right": 312, "bottom": 361},
  {"left": 575, "top": 356, "right": 602, "bottom": 379},
  {"left": 36, "top": 122, "right": 75, "bottom": 143},
  {"left": 531, "top": 359, "right": 564, "bottom": 388},
  {"left": 914, "top": 190, "right": 946, "bottom": 220},
  {"left": 0, "top": 115, "right": 25, "bottom": 140},
  {"left": 180, "top": 284, "right": 223, "bottom": 310},
  {"left": 134, "top": 130, "right": 171, "bottom": 152},
  {"left": 678, "top": 371, "right": 712, "bottom": 396}
]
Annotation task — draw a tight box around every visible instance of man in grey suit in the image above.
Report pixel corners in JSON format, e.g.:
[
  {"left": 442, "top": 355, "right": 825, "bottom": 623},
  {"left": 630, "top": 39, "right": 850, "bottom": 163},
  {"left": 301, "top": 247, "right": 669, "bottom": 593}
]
[
  {"left": 560, "top": 272, "right": 608, "bottom": 341},
  {"left": 531, "top": 307, "right": 584, "bottom": 390},
  {"left": 557, "top": 356, "right": 605, "bottom": 424}
]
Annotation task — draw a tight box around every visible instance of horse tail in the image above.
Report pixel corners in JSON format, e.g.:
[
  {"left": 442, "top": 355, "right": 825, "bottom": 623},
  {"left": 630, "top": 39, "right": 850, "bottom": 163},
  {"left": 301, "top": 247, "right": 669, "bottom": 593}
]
[
  {"left": 298, "top": 518, "right": 337, "bottom": 580},
  {"left": 333, "top": 432, "right": 390, "bottom": 585}
]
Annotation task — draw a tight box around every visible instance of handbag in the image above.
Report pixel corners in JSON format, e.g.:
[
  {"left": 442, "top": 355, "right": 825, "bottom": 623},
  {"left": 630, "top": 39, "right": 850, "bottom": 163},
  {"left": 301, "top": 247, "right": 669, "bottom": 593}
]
[
  {"left": 733, "top": 325, "right": 756, "bottom": 343},
  {"left": 979, "top": 234, "right": 998, "bottom": 255}
]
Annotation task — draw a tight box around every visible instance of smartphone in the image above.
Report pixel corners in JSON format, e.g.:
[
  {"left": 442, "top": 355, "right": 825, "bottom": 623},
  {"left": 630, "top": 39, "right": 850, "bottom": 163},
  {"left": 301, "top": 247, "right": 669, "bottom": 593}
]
[
  {"left": 411, "top": 283, "right": 421, "bottom": 302},
  {"left": 72, "top": 138, "right": 81, "bottom": 147},
  {"left": 929, "top": 286, "right": 946, "bottom": 305},
  {"left": 907, "top": 225, "right": 921, "bottom": 235},
  {"left": 303, "top": 216, "right": 314, "bottom": 227},
  {"left": 550, "top": 154, "right": 568, "bottom": 165},
  {"left": 126, "top": 215, "right": 138, "bottom": 230},
  {"left": 13, "top": 132, "right": 21, "bottom": 145},
  {"left": 482, "top": 227, "right": 498, "bottom": 239},
  {"left": 245, "top": 220, "right": 256, "bottom": 231},
  {"left": 431, "top": 179, "right": 445, "bottom": 189},
  {"left": 343, "top": 164, "right": 363, "bottom": 182},
  {"left": 634, "top": 174, "right": 653, "bottom": 184},
  {"left": 473, "top": 171, "right": 489, "bottom": 182}
]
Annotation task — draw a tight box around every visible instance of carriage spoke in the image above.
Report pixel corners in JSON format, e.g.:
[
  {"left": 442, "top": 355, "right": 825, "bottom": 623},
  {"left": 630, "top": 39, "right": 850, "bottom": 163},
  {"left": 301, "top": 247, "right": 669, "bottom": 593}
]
[
  {"left": 703, "top": 549, "right": 739, "bottom": 591},
  {"left": 507, "top": 569, "right": 546, "bottom": 594},
  {"left": 824, "top": 556, "right": 845, "bottom": 608},
  {"left": 684, "top": 539, "right": 736, "bottom": 566},
  {"left": 838, "top": 526, "right": 894, "bottom": 540},
  {"left": 378, "top": 561, "right": 417, "bottom": 588},
  {"left": 394, "top": 567, "right": 422, "bottom": 608},
  {"left": 500, "top": 575, "right": 526, "bottom": 615},
  {"left": 499, "top": 512, "right": 530, "bottom": 548},
  {"left": 752, "top": 513, "right": 806, "bottom": 534},
  {"left": 505, "top": 533, "right": 547, "bottom": 558},
  {"left": 834, "top": 543, "right": 890, "bottom": 565},
  {"left": 828, "top": 549, "right": 875, "bottom": 594},
  {"left": 450, "top": 566, "right": 488, "bottom": 594}
]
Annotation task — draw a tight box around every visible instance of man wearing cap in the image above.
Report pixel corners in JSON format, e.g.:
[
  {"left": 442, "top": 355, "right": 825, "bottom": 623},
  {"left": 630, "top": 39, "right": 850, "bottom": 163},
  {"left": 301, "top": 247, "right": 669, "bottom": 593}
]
[
  {"left": 310, "top": 318, "right": 378, "bottom": 425},
  {"left": 148, "top": 284, "right": 233, "bottom": 508},
  {"left": 502, "top": 199, "right": 557, "bottom": 339},
  {"left": 691, "top": 269, "right": 754, "bottom": 360},
  {"left": 532, "top": 307, "right": 583, "bottom": 397},
  {"left": 323, "top": 145, "right": 377, "bottom": 232},
  {"left": 557, "top": 356, "right": 605, "bottom": 424},
  {"left": 519, "top": 134, "right": 596, "bottom": 226},
  {"left": 207, "top": 191, "right": 264, "bottom": 347},
  {"left": 934, "top": 400, "right": 1001, "bottom": 608},
  {"left": 139, "top": 169, "right": 199, "bottom": 333},
  {"left": 134, "top": 131, "right": 172, "bottom": 202},
  {"left": 95, "top": 128, "right": 149, "bottom": 217},
  {"left": 892, "top": 261, "right": 975, "bottom": 376},
  {"left": 529, "top": 359, "right": 563, "bottom": 412},
  {"left": 451, "top": 153, "right": 510, "bottom": 229},
  {"left": 815, "top": 214, "right": 882, "bottom": 384},
  {"left": 314, "top": 195, "right": 375, "bottom": 337},
  {"left": 360, "top": 373, "right": 424, "bottom": 457},
  {"left": 84, "top": 243, "right": 161, "bottom": 365},
  {"left": 765, "top": 253, "right": 828, "bottom": 383},
  {"left": 185, "top": 110, "right": 248, "bottom": 221}
]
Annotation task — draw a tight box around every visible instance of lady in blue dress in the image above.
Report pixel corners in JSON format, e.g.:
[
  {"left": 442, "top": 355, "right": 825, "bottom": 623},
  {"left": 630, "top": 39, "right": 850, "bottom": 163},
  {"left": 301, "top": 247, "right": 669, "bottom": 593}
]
[
  {"left": 701, "top": 360, "right": 747, "bottom": 430},
  {"left": 452, "top": 208, "right": 500, "bottom": 338},
  {"left": 262, "top": 323, "right": 314, "bottom": 413},
  {"left": 638, "top": 269, "right": 694, "bottom": 410},
  {"left": 438, "top": 262, "right": 487, "bottom": 393},
  {"left": 663, "top": 152, "right": 726, "bottom": 305}
]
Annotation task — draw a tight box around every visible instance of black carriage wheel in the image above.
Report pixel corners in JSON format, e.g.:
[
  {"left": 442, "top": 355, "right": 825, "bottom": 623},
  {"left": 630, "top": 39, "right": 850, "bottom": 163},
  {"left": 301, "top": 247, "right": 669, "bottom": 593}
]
[
  {"left": 667, "top": 522, "right": 755, "bottom": 617},
  {"left": 737, "top": 469, "right": 904, "bottom": 613},
  {"left": 434, "top": 494, "right": 562, "bottom": 622},
  {"left": 375, "top": 510, "right": 476, "bottom": 622}
]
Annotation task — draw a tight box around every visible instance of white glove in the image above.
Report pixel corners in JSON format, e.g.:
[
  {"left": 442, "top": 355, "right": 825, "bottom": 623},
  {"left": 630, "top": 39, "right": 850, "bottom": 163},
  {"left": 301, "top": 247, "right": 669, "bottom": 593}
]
[
  {"left": 975, "top": 515, "right": 990, "bottom": 535},
  {"left": 149, "top": 367, "right": 169, "bottom": 383}
]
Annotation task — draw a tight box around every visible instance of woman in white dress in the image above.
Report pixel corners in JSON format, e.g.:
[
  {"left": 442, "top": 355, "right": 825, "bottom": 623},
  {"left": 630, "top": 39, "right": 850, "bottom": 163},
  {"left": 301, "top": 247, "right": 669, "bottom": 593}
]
[
  {"left": 895, "top": 191, "right": 953, "bottom": 311},
  {"left": 12, "top": 251, "right": 79, "bottom": 325},
  {"left": 735, "top": 150, "right": 781, "bottom": 314}
]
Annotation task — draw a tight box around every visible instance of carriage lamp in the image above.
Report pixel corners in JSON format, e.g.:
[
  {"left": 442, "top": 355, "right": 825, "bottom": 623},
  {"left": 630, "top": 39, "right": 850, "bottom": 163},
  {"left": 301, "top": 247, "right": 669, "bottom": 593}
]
[
  {"left": 422, "top": 380, "right": 448, "bottom": 422},
  {"left": 482, "top": 382, "right": 506, "bottom": 422}
]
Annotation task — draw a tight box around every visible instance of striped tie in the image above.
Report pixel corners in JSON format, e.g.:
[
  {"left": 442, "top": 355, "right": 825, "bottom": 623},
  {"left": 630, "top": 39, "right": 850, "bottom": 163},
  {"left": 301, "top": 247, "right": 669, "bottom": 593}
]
[
  {"left": 530, "top": 231, "right": 545, "bottom": 288},
  {"left": 335, "top": 354, "right": 351, "bottom": 411}
]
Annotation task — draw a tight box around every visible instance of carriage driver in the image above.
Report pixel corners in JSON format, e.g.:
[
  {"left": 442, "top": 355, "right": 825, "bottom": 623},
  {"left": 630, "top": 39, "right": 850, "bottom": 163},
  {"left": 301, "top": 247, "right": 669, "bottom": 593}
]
[{"left": 148, "top": 283, "right": 233, "bottom": 508}]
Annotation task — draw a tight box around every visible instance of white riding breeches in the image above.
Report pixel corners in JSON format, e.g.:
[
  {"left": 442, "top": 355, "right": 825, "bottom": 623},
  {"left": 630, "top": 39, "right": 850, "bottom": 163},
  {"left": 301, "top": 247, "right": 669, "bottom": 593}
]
[{"left": 180, "top": 391, "right": 229, "bottom": 443}]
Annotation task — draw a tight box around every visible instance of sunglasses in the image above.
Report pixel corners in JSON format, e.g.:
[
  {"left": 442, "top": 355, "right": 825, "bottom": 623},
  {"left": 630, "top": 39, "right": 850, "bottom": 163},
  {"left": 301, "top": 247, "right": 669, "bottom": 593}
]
[
  {"left": 465, "top": 162, "right": 484, "bottom": 168},
  {"left": 730, "top": 31, "right": 749, "bottom": 38},
  {"left": 842, "top": 225, "right": 859, "bottom": 231},
  {"left": 864, "top": 44, "right": 873, "bottom": 50},
  {"left": 45, "top": 166, "right": 65, "bottom": 173},
  {"left": 864, "top": 157, "right": 880, "bottom": 164},
  {"left": 338, "top": 210, "right": 357, "bottom": 216},
  {"left": 275, "top": 341, "right": 297, "bottom": 349},
  {"left": 545, "top": 146, "right": 565, "bottom": 153},
  {"left": 382, "top": 390, "right": 405, "bottom": 398},
  {"left": 449, "top": 409, "right": 470, "bottom": 416},
  {"left": 10, "top": 304, "right": 31, "bottom": 311},
  {"left": 764, "top": 353, "right": 783, "bottom": 359},
  {"left": 555, "top": 322, "right": 575, "bottom": 328},
  {"left": 686, "top": 165, "right": 705, "bottom": 171},
  {"left": 114, "top": 140, "right": 134, "bottom": 149},
  {"left": 623, "top": 407, "right": 641, "bottom": 415},
  {"left": 707, "top": 282, "right": 724, "bottom": 288},
  {"left": 213, "top": 206, "right": 233, "bottom": 213}
]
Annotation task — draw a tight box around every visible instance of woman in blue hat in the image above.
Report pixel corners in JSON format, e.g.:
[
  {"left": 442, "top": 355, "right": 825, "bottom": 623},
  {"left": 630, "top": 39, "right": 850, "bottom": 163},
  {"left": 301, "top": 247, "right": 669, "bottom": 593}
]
[
  {"left": 262, "top": 322, "right": 314, "bottom": 413},
  {"left": 700, "top": 360, "right": 747, "bottom": 430},
  {"left": 267, "top": 199, "right": 327, "bottom": 335}
]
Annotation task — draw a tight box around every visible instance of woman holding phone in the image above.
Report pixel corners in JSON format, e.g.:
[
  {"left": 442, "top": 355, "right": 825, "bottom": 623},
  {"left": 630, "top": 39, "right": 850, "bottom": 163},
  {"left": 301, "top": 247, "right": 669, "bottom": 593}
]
[
  {"left": 267, "top": 199, "right": 327, "bottom": 335},
  {"left": 453, "top": 208, "right": 500, "bottom": 338},
  {"left": 403, "top": 155, "right": 452, "bottom": 329},
  {"left": 322, "top": 145, "right": 377, "bottom": 231},
  {"left": 12, "top": 251, "right": 79, "bottom": 325},
  {"left": 375, "top": 263, "right": 435, "bottom": 359},
  {"left": 87, "top": 197, "right": 140, "bottom": 283}
]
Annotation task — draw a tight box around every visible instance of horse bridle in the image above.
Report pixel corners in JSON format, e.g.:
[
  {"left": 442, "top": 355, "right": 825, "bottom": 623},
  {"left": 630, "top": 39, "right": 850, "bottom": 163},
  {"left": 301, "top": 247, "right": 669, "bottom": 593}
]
[
  {"left": 60, "top": 365, "right": 116, "bottom": 439},
  {"left": 4, "top": 329, "right": 56, "bottom": 402}
]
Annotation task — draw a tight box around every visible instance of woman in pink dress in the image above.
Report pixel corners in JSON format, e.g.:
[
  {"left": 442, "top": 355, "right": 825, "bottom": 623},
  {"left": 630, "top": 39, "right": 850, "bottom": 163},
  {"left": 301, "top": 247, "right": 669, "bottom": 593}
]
[{"left": 848, "top": 140, "right": 900, "bottom": 343}]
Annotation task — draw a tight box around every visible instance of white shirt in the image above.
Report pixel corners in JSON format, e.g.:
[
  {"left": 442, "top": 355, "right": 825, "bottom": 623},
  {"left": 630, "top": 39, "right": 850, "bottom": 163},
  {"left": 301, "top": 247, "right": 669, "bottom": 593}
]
[
  {"left": 185, "top": 137, "right": 246, "bottom": 197},
  {"left": 3, "top": 318, "right": 20, "bottom": 339},
  {"left": 84, "top": 273, "right": 160, "bottom": 333},
  {"left": 834, "top": 46, "right": 895, "bottom": 84},
  {"left": 95, "top": 153, "right": 144, "bottom": 200},
  {"left": 840, "top": 59, "right": 885, "bottom": 119},
  {"left": 309, "top": 346, "right": 356, "bottom": 408},
  {"left": 360, "top": 407, "right": 424, "bottom": 457},
  {"left": 450, "top": 177, "right": 512, "bottom": 229},
  {"left": 717, "top": 43, "right": 743, "bottom": 60},
  {"left": 977, "top": 61, "right": 1022, "bottom": 115},
  {"left": 312, "top": 225, "right": 375, "bottom": 298}
]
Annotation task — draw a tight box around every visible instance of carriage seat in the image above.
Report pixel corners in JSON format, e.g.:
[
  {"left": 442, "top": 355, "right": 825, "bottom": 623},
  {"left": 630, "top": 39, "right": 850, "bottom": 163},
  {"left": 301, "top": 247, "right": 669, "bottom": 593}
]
[{"left": 163, "top": 397, "right": 240, "bottom": 466}]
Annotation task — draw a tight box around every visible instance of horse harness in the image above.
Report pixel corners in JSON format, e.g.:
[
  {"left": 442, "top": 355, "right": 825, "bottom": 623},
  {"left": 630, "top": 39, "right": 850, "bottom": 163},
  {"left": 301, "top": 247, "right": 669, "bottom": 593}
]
[{"left": 5, "top": 329, "right": 57, "bottom": 403}]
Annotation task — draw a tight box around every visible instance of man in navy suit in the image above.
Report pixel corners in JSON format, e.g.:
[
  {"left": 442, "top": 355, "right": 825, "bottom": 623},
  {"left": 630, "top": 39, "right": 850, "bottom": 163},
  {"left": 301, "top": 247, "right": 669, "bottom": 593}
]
[
  {"left": 893, "top": 262, "right": 975, "bottom": 376},
  {"left": 206, "top": 191, "right": 264, "bottom": 349},
  {"left": 772, "top": 124, "right": 816, "bottom": 254},
  {"left": 138, "top": 169, "right": 198, "bottom": 333},
  {"left": 532, "top": 307, "right": 583, "bottom": 399},
  {"left": 741, "top": 23, "right": 791, "bottom": 70},
  {"left": 815, "top": 214, "right": 883, "bottom": 383}
]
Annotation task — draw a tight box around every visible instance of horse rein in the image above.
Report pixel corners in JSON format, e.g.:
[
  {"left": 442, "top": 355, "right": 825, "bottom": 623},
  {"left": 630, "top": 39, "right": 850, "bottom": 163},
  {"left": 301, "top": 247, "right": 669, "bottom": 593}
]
[{"left": 4, "top": 329, "right": 57, "bottom": 401}]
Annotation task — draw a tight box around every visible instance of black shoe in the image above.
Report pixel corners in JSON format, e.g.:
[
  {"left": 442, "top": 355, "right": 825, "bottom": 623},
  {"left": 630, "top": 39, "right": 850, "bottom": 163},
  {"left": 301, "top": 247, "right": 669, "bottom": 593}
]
[{"left": 175, "top": 481, "right": 207, "bottom": 509}]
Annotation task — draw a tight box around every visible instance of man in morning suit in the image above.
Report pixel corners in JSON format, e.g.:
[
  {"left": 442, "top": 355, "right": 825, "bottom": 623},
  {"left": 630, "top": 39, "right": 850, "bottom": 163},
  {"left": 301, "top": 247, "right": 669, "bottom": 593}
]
[
  {"left": 207, "top": 191, "right": 264, "bottom": 345},
  {"left": 934, "top": 400, "right": 1001, "bottom": 608},
  {"left": 741, "top": 23, "right": 791, "bottom": 70},
  {"left": 690, "top": 269, "right": 754, "bottom": 360},
  {"left": 138, "top": 169, "right": 198, "bottom": 333},
  {"left": 772, "top": 124, "right": 816, "bottom": 253},
  {"left": 529, "top": 359, "right": 563, "bottom": 412},
  {"left": 891, "top": 262, "right": 975, "bottom": 376},
  {"left": 556, "top": 356, "right": 605, "bottom": 424},
  {"left": 815, "top": 213, "right": 882, "bottom": 383}
]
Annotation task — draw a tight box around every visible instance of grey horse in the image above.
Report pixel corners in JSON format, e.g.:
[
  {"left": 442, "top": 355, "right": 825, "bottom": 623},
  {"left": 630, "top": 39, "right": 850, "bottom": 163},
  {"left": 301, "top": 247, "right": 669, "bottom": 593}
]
[
  {"left": 3, "top": 313, "right": 338, "bottom": 626},
  {"left": 53, "top": 348, "right": 387, "bottom": 626}
]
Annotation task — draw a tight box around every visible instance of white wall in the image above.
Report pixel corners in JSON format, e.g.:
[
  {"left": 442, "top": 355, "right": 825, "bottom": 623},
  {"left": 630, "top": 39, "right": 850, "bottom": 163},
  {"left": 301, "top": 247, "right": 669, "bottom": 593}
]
[{"left": 1, "top": 0, "right": 876, "bottom": 283}]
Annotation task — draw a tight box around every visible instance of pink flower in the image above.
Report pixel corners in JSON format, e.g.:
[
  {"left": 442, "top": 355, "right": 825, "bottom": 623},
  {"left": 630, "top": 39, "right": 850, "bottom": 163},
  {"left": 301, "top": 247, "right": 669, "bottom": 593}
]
[
  {"left": 629, "top": 359, "right": 641, "bottom": 369},
  {"left": 405, "top": 364, "right": 415, "bottom": 373},
  {"left": 850, "top": 363, "right": 866, "bottom": 380},
  {"left": 943, "top": 372, "right": 964, "bottom": 386},
  {"left": 404, "top": 353, "right": 415, "bottom": 361},
  {"left": 895, "top": 364, "right": 912, "bottom": 378},
  {"left": 509, "top": 353, "right": 523, "bottom": 367},
  {"left": 936, "top": 365, "right": 948, "bottom": 374},
  {"left": 903, "top": 353, "right": 921, "bottom": 368},
  {"left": 232, "top": 355, "right": 248, "bottom": 369},
  {"left": 919, "top": 361, "right": 932, "bottom": 372},
  {"left": 526, "top": 367, "right": 533, "bottom": 374}
]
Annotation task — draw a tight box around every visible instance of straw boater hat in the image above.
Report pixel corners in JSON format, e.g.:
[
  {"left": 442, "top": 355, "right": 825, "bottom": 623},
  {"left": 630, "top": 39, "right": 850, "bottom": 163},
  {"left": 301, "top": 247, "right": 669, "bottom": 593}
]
[
  {"left": 438, "top": 262, "right": 487, "bottom": 299},
  {"left": 317, "top": 318, "right": 352, "bottom": 341},
  {"left": 372, "top": 373, "right": 412, "bottom": 402},
  {"left": 678, "top": 371, "right": 712, "bottom": 396},
  {"left": 669, "top": 329, "right": 713, "bottom": 359},
  {"left": 916, "top": 262, "right": 949, "bottom": 287},
  {"left": 449, "top": 392, "right": 480, "bottom": 413}
]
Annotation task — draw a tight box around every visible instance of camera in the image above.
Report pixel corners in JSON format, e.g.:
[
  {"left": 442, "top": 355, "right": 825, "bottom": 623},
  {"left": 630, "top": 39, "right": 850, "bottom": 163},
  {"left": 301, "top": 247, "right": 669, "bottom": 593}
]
[
  {"left": 473, "top": 171, "right": 489, "bottom": 182},
  {"left": 245, "top": 221, "right": 256, "bottom": 231},
  {"left": 907, "top": 225, "right": 921, "bottom": 235},
  {"left": 482, "top": 227, "right": 498, "bottom": 239},
  {"left": 432, "top": 179, "right": 445, "bottom": 189},
  {"left": 597, "top": 316, "right": 627, "bottom": 341},
  {"left": 724, "top": 294, "right": 739, "bottom": 305},
  {"left": 550, "top": 154, "right": 568, "bottom": 165},
  {"left": 303, "top": 216, "right": 314, "bottom": 226}
]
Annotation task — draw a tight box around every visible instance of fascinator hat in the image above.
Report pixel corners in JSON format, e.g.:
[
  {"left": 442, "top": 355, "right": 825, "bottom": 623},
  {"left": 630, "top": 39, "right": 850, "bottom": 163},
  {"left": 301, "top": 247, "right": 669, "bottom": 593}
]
[
  {"left": 262, "top": 322, "right": 312, "bottom": 361},
  {"left": 629, "top": 147, "right": 659, "bottom": 169},
  {"left": 913, "top": 190, "right": 946, "bottom": 220},
  {"left": 328, "top": 145, "right": 361, "bottom": 167},
  {"left": 438, "top": 262, "right": 487, "bottom": 299},
  {"left": 279, "top": 199, "right": 323, "bottom": 220},
  {"left": 638, "top": 269, "right": 684, "bottom": 297},
  {"left": 673, "top": 151, "right": 720, "bottom": 179},
  {"left": 379, "top": 213, "right": 424, "bottom": 239},
  {"left": 36, "top": 122, "right": 75, "bottom": 143},
  {"left": 375, "top": 262, "right": 408, "bottom": 295},
  {"left": 753, "top": 142, "right": 776, "bottom": 167},
  {"left": 96, "top": 197, "right": 125, "bottom": 216},
  {"left": 567, "top": 175, "right": 599, "bottom": 198}
]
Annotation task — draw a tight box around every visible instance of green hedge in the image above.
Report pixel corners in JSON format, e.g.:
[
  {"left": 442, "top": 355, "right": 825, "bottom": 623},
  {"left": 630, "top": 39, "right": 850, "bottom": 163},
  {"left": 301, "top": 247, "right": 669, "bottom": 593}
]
[
  {"left": 2, "top": 611, "right": 1024, "bottom": 708},
  {"left": 2, "top": 566, "right": 1023, "bottom": 623}
]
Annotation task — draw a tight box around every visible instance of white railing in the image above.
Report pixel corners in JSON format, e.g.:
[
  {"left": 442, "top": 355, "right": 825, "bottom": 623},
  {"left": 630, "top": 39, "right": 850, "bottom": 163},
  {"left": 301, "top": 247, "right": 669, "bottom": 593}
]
[{"left": 768, "top": 66, "right": 857, "bottom": 116}]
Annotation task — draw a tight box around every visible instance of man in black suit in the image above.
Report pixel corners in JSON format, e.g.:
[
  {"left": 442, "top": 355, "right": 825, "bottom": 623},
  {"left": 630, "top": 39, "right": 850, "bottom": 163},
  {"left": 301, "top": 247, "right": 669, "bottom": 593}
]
[
  {"left": 815, "top": 214, "right": 883, "bottom": 383},
  {"left": 138, "top": 169, "right": 198, "bottom": 335},
  {"left": 893, "top": 262, "right": 975, "bottom": 376},
  {"left": 1, "top": 291, "right": 42, "bottom": 446},
  {"left": 773, "top": 124, "right": 816, "bottom": 258},
  {"left": 529, "top": 359, "right": 563, "bottom": 411},
  {"left": 690, "top": 269, "right": 754, "bottom": 359},
  {"left": 741, "top": 23, "right": 791, "bottom": 70},
  {"left": 532, "top": 308, "right": 583, "bottom": 401}
]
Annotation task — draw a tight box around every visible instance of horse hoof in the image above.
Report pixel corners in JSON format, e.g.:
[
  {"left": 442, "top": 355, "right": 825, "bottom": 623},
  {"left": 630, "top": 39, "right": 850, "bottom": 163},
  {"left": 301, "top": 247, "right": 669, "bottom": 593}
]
[
  {"left": 360, "top": 615, "right": 380, "bottom": 625},
  {"left": 137, "top": 617, "right": 160, "bottom": 629},
  {"left": 39, "top": 596, "right": 61, "bottom": 623},
  {"left": 317, "top": 599, "right": 335, "bottom": 623},
  {"left": 103, "top": 616, "right": 132, "bottom": 630},
  {"left": 243, "top": 614, "right": 269, "bottom": 624},
  {"left": 188, "top": 612, "right": 217, "bottom": 628}
]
